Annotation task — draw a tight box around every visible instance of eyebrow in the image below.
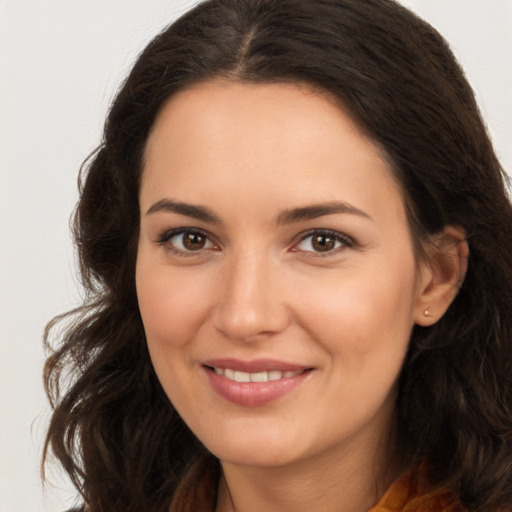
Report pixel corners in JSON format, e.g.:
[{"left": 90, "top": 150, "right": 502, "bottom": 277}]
[
  {"left": 146, "top": 199, "right": 221, "bottom": 224},
  {"left": 145, "top": 198, "right": 371, "bottom": 225},
  {"left": 276, "top": 201, "right": 372, "bottom": 224}
]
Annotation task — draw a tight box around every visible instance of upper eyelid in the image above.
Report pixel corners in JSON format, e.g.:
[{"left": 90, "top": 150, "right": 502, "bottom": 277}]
[
  {"left": 295, "top": 228, "right": 354, "bottom": 245},
  {"left": 157, "top": 227, "right": 214, "bottom": 243}
]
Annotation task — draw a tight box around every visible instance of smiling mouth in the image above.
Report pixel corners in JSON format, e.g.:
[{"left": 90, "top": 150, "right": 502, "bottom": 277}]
[
  {"left": 208, "top": 367, "right": 308, "bottom": 383},
  {"left": 203, "top": 362, "right": 313, "bottom": 406}
]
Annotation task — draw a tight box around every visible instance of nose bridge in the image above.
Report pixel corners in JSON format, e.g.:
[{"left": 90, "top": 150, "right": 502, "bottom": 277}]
[{"left": 213, "top": 246, "right": 288, "bottom": 341}]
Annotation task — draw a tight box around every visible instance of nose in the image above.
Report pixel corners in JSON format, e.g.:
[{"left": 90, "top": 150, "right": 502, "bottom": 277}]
[{"left": 212, "top": 251, "right": 290, "bottom": 342}]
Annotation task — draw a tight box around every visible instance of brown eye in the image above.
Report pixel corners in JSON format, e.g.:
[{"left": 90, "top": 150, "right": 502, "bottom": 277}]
[
  {"left": 182, "top": 232, "right": 207, "bottom": 250},
  {"left": 162, "top": 229, "right": 215, "bottom": 253},
  {"left": 295, "top": 230, "right": 351, "bottom": 254},
  {"left": 311, "top": 234, "right": 336, "bottom": 252}
]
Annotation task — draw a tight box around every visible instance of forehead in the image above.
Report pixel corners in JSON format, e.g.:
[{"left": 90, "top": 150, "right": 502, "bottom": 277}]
[{"left": 141, "top": 80, "right": 405, "bottom": 225}]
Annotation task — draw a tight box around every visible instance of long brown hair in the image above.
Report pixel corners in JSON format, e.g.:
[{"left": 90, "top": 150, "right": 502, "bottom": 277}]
[{"left": 44, "top": 1, "right": 512, "bottom": 510}]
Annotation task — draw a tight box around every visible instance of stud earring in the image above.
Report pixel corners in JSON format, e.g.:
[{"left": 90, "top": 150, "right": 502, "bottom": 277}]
[{"left": 424, "top": 309, "right": 432, "bottom": 317}]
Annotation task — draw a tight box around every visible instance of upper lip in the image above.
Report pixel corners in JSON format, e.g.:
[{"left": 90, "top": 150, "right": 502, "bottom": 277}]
[{"left": 203, "top": 358, "right": 311, "bottom": 373}]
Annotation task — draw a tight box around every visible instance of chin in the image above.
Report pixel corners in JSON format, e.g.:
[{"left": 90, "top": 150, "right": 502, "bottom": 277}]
[
  {"left": 199, "top": 425, "right": 304, "bottom": 469},
  {"left": 213, "top": 445, "right": 300, "bottom": 469}
]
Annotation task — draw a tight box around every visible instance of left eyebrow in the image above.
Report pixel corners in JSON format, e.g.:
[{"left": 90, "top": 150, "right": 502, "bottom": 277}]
[{"left": 276, "top": 201, "right": 372, "bottom": 225}]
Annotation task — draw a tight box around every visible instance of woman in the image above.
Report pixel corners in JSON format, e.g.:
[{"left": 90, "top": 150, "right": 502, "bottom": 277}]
[{"left": 43, "top": 0, "right": 512, "bottom": 511}]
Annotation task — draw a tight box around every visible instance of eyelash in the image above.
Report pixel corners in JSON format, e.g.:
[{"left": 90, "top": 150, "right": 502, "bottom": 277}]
[
  {"left": 156, "top": 228, "right": 217, "bottom": 256},
  {"left": 156, "top": 228, "right": 354, "bottom": 256},
  {"left": 294, "top": 229, "right": 354, "bottom": 256}
]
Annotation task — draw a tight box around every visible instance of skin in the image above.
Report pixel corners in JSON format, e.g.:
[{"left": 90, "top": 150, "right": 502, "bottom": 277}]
[{"left": 136, "top": 81, "right": 466, "bottom": 512}]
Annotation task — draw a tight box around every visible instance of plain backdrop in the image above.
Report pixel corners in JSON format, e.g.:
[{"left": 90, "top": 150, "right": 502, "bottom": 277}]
[{"left": 1, "top": 1, "right": 511, "bottom": 511}]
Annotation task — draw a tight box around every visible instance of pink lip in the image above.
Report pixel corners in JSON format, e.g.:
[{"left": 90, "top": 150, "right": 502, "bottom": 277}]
[{"left": 202, "top": 358, "right": 312, "bottom": 407}]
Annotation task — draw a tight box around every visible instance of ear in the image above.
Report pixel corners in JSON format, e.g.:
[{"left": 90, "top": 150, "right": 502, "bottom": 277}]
[{"left": 414, "top": 226, "right": 469, "bottom": 326}]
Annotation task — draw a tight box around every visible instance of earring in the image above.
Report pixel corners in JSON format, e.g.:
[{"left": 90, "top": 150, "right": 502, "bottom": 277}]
[{"left": 424, "top": 309, "right": 432, "bottom": 317}]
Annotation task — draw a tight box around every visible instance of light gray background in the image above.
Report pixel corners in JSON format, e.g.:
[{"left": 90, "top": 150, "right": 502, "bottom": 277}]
[{"left": 1, "top": 1, "right": 511, "bottom": 511}]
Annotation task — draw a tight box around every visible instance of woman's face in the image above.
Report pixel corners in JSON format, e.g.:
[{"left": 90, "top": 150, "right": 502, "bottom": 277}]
[{"left": 136, "top": 81, "right": 429, "bottom": 469}]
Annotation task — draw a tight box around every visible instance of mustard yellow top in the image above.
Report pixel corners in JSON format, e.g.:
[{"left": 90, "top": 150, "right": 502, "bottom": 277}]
[{"left": 368, "top": 464, "right": 463, "bottom": 512}]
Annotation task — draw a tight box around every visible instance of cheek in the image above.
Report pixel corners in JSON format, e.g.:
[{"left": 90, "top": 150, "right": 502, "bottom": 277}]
[
  {"left": 135, "top": 261, "right": 219, "bottom": 410},
  {"left": 295, "top": 259, "right": 418, "bottom": 363},
  {"left": 136, "top": 262, "right": 215, "bottom": 350}
]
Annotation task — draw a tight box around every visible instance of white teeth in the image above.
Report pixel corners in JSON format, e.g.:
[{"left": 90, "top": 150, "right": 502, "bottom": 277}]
[
  {"left": 250, "top": 371, "right": 268, "bottom": 382},
  {"left": 234, "top": 371, "right": 251, "bottom": 383},
  {"left": 213, "top": 367, "right": 303, "bottom": 382}
]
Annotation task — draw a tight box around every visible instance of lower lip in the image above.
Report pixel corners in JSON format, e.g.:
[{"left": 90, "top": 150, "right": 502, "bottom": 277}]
[{"left": 204, "top": 367, "right": 311, "bottom": 407}]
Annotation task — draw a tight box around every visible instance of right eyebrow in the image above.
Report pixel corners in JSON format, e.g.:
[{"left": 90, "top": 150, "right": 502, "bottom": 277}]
[{"left": 145, "top": 199, "right": 221, "bottom": 224}]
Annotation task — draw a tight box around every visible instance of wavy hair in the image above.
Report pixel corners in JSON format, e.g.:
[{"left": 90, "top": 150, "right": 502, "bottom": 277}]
[{"left": 43, "top": 0, "right": 512, "bottom": 510}]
